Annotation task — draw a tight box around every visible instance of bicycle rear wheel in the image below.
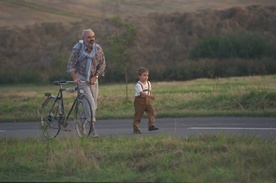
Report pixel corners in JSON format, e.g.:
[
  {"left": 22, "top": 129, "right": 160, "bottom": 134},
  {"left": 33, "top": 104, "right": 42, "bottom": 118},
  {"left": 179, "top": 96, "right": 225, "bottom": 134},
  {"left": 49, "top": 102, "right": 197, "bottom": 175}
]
[
  {"left": 74, "top": 95, "right": 93, "bottom": 137},
  {"left": 40, "top": 97, "right": 61, "bottom": 138}
]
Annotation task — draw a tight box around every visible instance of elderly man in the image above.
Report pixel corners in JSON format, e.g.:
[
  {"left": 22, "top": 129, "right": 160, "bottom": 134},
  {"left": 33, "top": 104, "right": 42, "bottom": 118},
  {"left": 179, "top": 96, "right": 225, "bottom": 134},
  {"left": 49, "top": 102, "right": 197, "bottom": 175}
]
[{"left": 67, "top": 29, "right": 106, "bottom": 137}]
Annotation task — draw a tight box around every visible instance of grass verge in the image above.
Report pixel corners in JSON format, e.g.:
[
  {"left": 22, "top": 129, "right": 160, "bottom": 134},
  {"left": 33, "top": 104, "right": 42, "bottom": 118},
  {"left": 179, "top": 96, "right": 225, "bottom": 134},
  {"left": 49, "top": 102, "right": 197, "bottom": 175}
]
[
  {"left": 0, "top": 75, "right": 275, "bottom": 122},
  {"left": 0, "top": 134, "right": 275, "bottom": 182}
]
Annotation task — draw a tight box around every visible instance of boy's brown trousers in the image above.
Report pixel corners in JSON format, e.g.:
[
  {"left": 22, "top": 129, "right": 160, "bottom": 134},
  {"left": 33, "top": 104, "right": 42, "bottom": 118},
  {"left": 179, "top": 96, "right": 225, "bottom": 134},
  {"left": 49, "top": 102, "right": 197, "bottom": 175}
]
[{"left": 133, "top": 96, "right": 155, "bottom": 132}]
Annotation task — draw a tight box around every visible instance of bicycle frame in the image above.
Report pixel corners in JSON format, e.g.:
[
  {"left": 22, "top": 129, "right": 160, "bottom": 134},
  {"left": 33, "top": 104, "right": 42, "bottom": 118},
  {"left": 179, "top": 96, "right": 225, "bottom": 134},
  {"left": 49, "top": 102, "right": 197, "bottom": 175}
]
[{"left": 45, "top": 82, "right": 79, "bottom": 128}]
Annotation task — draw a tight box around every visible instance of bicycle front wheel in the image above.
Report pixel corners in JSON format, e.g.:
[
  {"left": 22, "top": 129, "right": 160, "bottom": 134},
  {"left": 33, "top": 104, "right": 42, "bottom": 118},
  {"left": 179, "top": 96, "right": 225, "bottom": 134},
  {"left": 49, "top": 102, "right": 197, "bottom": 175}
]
[
  {"left": 40, "top": 97, "right": 61, "bottom": 138},
  {"left": 74, "top": 95, "right": 93, "bottom": 137}
]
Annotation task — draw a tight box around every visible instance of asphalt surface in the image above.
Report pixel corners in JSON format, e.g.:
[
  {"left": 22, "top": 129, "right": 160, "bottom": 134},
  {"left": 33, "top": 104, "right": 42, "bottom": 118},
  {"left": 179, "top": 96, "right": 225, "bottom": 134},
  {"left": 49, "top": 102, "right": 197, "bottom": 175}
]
[{"left": 0, "top": 117, "right": 275, "bottom": 139}]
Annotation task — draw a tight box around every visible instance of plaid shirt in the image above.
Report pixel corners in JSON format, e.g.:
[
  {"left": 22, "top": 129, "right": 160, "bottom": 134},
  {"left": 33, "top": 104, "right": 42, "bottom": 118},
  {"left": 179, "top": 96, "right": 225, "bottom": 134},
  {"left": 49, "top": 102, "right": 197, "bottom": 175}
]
[{"left": 67, "top": 43, "right": 106, "bottom": 77}]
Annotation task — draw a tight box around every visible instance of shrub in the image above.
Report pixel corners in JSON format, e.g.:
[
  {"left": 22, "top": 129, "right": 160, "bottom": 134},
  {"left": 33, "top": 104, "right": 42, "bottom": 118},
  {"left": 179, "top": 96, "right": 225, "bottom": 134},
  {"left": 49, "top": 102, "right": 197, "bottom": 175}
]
[{"left": 189, "top": 32, "right": 276, "bottom": 59}]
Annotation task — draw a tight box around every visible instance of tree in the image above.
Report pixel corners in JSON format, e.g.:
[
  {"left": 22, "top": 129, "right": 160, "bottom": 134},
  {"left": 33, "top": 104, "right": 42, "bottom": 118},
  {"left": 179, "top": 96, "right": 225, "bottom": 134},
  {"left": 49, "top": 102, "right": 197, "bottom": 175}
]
[{"left": 107, "top": 17, "right": 138, "bottom": 102}]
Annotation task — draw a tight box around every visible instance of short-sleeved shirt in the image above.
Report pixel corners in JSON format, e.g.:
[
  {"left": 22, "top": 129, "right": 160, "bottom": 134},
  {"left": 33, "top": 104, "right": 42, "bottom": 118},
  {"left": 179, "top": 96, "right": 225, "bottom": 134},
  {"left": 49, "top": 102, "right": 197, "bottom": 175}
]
[{"left": 135, "top": 81, "right": 151, "bottom": 96}]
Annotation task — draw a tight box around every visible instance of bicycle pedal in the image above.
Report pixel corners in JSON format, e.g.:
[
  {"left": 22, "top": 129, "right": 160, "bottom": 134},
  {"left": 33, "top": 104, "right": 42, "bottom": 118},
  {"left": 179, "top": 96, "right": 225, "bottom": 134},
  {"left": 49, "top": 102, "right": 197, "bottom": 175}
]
[
  {"left": 62, "top": 122, "right": 68, "bottom": 128},
  {"left": 62, "top": 127, "right": 71, "bottom": 132},
  {"left": 64, "top": 129, "right": 71, "bottom": 132}
]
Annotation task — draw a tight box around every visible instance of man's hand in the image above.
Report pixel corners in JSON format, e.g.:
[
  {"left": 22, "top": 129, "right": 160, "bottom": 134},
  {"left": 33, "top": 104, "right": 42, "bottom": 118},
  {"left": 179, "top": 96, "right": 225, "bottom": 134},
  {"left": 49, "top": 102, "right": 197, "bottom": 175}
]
[
  {"left": 90, "top": 76, "right": 98, "bottom": 85},
  {"left": 74, "top": 78, "right": 81, "bottom": 85}
]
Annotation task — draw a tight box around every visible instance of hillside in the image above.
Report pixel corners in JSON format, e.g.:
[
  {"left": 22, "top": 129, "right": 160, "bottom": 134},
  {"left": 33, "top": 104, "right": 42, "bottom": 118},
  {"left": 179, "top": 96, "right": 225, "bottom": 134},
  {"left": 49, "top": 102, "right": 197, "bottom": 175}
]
[
  {"left": 0, "top": 0, "right": 275, "bottom": 84},
  {"left": 1, "top": 0, "right": 275, "bottom": 28}
]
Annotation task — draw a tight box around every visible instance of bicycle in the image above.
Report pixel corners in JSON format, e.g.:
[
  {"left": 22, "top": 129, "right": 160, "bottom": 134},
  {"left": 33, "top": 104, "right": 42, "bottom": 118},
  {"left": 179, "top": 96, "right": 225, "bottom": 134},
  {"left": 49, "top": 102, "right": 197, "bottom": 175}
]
[{"left": 40, "top": 80, "right": 93, "bottom": 138}]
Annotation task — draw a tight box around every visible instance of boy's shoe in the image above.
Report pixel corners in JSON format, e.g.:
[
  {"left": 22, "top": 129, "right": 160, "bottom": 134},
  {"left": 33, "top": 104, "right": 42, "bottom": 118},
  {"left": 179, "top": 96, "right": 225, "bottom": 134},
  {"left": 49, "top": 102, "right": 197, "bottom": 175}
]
[
  {"left": 148, "top": 125, "right": 159, "bottom": 131},
  {"left": 133, "top": 129, "right": 142, "bottom": 134}
]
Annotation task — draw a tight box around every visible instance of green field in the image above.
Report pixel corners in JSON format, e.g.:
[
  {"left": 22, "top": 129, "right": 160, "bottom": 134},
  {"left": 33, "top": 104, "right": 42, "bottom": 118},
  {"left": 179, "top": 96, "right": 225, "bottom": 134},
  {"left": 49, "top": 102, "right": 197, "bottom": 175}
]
[{"left": 0, "top": 75, "right": 275, "bottom": 122}]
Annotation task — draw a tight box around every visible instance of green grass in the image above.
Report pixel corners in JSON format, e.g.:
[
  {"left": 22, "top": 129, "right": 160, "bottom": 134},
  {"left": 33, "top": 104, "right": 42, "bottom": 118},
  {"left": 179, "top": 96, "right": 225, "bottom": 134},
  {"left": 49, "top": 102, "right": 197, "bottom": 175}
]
[
  {"left": 0, "top": 134, "right": 275, "bottom": 182},
  {"left": 0, "top": 75, "right": 275, "bottom": 122}
]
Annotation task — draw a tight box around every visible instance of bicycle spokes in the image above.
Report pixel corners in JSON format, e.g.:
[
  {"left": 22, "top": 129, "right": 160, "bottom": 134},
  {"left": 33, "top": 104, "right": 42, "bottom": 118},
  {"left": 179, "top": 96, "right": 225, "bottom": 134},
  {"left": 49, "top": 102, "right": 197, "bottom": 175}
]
[{"left": 40, "top": 97, "right": 61, "bottom": 138}]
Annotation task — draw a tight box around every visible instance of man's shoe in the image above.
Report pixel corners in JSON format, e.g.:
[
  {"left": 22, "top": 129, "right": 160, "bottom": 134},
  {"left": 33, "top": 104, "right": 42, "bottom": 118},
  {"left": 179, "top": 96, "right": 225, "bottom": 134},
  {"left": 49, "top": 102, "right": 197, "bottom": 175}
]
[
  {"left": 133, "top": 129, "right": 142, "bottom": 134},
  {"left": 91, "top": 131, "right": 99, "bottom": 138},
  {"left": 80, "top": 120, "right": 87, "bottom": 135},
  {"left": 148, "top": 125, "right": 159, "bottom": 131},
  {"left": 90, "top": 122, "right": 99, "bottom": 138}
]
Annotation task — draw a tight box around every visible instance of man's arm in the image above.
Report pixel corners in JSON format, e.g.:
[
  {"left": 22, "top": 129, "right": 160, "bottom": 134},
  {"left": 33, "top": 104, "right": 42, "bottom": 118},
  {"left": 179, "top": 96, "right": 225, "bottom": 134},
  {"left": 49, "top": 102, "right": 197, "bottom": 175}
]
[
  {"left": 95, "top": 45, "right": 106, "bottom": 76},
  {"left": 67, "top": 49, "right": 80, "bottom": 84}
]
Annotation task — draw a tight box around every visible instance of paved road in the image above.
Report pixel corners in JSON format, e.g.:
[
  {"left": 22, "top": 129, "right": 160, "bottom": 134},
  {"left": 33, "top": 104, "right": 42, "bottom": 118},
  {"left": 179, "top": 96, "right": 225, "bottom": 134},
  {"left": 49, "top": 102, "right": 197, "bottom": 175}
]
[{"left": 0, "top": 117, "right": 275, "bottom": 139}]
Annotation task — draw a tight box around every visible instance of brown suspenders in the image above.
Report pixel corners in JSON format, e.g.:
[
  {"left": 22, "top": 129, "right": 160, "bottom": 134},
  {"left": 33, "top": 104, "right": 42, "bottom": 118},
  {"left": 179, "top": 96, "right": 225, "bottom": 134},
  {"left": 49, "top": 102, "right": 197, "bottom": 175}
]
[{"left": 138, "top": 81, "right": 151, "bottom": 96}]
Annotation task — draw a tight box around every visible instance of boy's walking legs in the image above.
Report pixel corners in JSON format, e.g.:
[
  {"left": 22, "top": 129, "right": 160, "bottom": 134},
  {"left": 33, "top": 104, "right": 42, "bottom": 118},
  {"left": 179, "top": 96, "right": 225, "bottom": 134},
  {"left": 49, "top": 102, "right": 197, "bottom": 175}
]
[{"left": 133, "top": 97, "right": 145, "bottom": 133}]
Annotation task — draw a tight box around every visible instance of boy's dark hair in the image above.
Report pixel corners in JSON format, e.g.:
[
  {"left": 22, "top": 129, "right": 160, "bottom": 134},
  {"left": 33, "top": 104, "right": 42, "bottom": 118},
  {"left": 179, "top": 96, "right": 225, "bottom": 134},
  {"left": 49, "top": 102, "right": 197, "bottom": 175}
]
[{"left": 137, "top": 67, "right": 149, "bottom": 76}]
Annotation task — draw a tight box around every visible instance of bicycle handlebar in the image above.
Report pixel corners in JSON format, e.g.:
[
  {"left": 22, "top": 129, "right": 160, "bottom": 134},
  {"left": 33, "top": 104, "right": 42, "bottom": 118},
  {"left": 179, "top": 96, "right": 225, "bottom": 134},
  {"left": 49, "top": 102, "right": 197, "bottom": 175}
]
[{"left": 53, "top": 80, "right": 87, "bottom": 85}]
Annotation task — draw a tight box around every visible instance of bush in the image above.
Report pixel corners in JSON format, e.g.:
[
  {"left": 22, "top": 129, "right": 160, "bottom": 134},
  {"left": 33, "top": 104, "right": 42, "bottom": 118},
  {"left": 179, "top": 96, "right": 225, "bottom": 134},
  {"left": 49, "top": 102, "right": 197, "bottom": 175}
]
[
  {"left": 189, "top": 32, "right": 276, "bottom": 59},
  {"left": 148, "top": 58, "right": 276, "bottom": 81},
  {"left": 0, "top": 72, "right": 43, "bottom": 85}
]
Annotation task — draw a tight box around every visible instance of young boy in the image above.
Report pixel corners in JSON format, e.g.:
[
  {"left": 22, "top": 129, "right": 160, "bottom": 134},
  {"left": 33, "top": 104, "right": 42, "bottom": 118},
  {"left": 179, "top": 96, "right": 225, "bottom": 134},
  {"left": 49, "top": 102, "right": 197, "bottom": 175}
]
[{"left": 133, "top": 67, "right": 159, "bottom": 134}]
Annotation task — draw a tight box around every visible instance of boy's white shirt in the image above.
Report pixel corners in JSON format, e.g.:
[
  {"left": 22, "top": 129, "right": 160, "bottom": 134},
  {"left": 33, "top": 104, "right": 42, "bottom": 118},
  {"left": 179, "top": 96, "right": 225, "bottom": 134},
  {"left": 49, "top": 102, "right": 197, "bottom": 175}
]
[{"left": 135, "top": 81, "right": 151, "bottom": 96}]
